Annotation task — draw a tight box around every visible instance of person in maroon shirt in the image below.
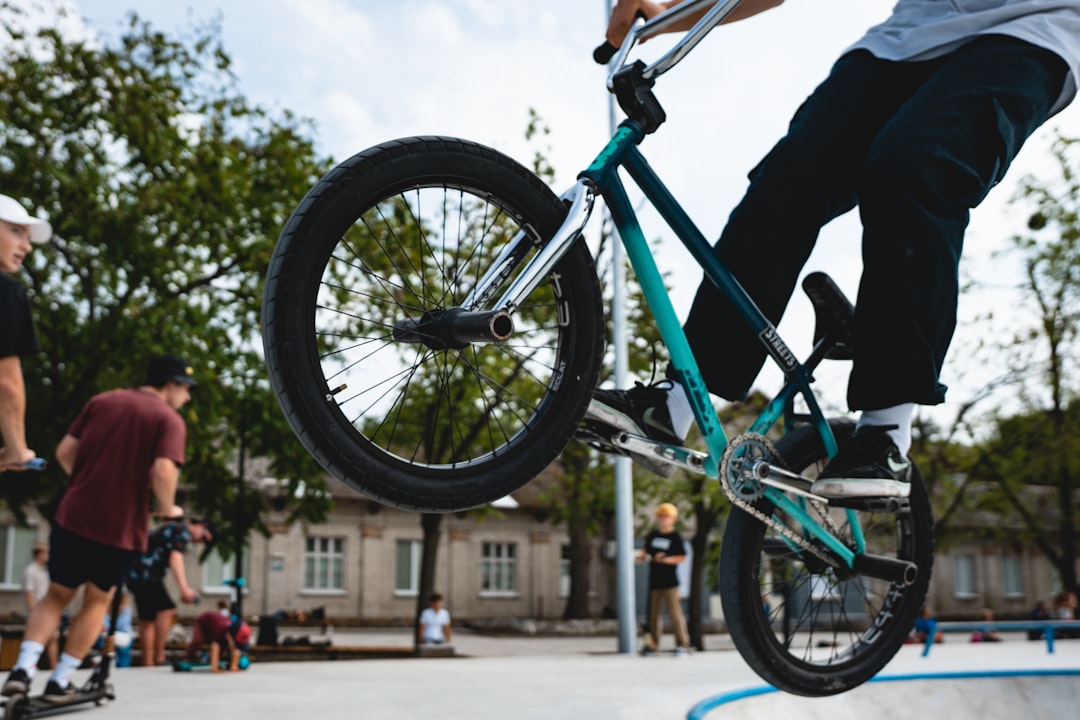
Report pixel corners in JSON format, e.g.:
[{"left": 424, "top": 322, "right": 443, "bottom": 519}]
[
  {"left": 2, "top": 355, "right": 194, "bottom": 702},
  {"left": 185, "top": 610, "right": 247, "bottom": 673}
]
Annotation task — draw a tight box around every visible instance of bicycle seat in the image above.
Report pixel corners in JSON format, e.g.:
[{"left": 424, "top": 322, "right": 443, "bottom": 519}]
[{"left": 802, "top": 272, "right": 855, "bottom": 361}]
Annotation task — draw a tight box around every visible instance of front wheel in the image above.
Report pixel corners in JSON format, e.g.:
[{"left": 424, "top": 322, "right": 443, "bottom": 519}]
[
  {"left": 719, "top": 420, "right": 933, "bottom": 696},
  {"left": 263, "top": 137, "right": 604, "bottom": 511}
]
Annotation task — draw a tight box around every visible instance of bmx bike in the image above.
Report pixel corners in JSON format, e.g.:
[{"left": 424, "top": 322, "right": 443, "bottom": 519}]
[{"left": 262, "top": 0, "right": 932, "bottom": 696}]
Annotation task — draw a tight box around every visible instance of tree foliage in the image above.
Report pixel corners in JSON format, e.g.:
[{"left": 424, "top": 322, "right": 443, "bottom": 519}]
[
  {"left": 0, "top": 4, "right": 332, "bottom": 552},
  {"left": 961, "top": 134, "right": 1080, "bottom": 592}
]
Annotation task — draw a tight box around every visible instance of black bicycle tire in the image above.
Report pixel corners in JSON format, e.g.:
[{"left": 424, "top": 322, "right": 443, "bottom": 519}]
[
  {"left": 262, "top": 136, "right": 603, "bottom": 511},
  {"left": 719, "top": 420, "right": 933, "bottom": 696}
]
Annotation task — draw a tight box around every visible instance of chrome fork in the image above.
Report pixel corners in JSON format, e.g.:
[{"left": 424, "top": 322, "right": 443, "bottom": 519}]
[{"left": 460, "top": 180, "right": 596, "bottom": 315}]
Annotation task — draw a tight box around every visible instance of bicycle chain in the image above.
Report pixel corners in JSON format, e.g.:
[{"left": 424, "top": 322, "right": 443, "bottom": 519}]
[{"left": 720, "top": 433, "right": 838, "bottom": 568}]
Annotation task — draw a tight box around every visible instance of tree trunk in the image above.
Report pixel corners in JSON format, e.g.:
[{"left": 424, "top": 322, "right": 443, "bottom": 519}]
[
  {"left": 1048, "top": 331, "right": 1077, "bottom": 592},
  {"left": 563, "top": 518, "right": 591, "bottom": 619},
  {"left": 561, "top": 446, "right": 592, "bottom": 619},
  {"left": 414, "top": 513, "right": 443, "bottom": 651}
]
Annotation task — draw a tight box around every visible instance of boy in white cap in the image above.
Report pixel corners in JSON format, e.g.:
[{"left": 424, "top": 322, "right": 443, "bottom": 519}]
[{"left": 0, "top": 194, "right": 51, "bottom": 472}]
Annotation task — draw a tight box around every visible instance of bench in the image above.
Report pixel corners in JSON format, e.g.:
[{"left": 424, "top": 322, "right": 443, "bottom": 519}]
[{"left": 921, "top": 619, "right": 1080, "bottom": 657}]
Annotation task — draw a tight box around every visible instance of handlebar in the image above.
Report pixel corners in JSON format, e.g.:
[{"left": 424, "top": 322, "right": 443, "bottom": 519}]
[
  {"left": 593, "top": 10, "right": 645, "bottom": 65},
  {"left": 594, "top": 0, "right": 744, "bottom": 88}
]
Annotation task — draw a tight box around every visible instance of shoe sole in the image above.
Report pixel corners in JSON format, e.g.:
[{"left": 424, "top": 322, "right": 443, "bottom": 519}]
[
  {"left": 1, "top": 684, "right": 27, "bottom": 697},
  {"left": 43, "top": 693, "right": 79, "bottom": 704},
  {"left": 584, "top": 401, "right": 643, "bottom": 437},
  {"left": 810, "top": 478, "right": 911, "bottom": 499}
]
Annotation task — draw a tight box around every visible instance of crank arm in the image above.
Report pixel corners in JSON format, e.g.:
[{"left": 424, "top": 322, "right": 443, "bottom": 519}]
[
  {"left": 611, "top": 431, "right": 709, "bottom": 475},
  {"left": 751, "top": 460, "right": 830, "bottom": 504}
]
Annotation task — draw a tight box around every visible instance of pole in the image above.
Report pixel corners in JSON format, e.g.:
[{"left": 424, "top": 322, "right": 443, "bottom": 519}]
[
  {"left": 604, "top": 0, "right": 637, "bottom": 655},
  {"left": 234, "top": 384, "right": 247, "bottom": 619}
]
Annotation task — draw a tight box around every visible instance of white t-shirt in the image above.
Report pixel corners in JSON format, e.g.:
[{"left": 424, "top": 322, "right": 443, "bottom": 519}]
[
  {"left": 22, "top": 562, "right": 49, "bottom": 614},
  {"left": 848, "top": 0, "right": 1080, "bottom": 115},
  {"left": 419, "top": 607, "right": 451, "bottom": 643}
]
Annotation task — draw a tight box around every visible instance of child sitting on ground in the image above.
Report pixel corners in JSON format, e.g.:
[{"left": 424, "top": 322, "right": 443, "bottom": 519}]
[{"left": 184, "top": 610, "right": 251, "bottom": 673}]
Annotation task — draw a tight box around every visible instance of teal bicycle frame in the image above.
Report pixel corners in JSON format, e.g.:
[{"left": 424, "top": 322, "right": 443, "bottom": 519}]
[{"left": 580, "top": 119, "right": 864, "bottom": 567}]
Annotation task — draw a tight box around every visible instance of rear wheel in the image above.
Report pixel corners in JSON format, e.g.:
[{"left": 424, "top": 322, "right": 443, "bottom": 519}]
[
  {"left": 719, "top": 420, "right": 933, "bottom": 696},
  {"left": 262, "top": 137, "right": 603, "bottom": 511}
]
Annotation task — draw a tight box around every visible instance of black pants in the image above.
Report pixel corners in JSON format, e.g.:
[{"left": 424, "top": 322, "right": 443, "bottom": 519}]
[{"left": 681, "top": 35, "right": 1068, "bottom": 410}]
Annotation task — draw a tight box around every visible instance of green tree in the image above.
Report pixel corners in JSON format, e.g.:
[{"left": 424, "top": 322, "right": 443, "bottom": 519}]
[
  {"left": 963, "top": 134, "right": 1080, "bottom": 592},
  {"left": 0, "top": 5, "right": 332, "bottom": 552}
]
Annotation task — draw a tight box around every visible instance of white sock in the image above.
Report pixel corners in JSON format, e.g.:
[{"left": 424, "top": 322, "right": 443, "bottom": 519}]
[
  {"left": 14, "top": 641, "right": 44, "bottom": 677},
  {"left": 665, "top": 380, "right": 694, "bottom": 441},
  {"left": 48, "top": 653, "right": 82, "bottom": 687},
  {"left": 857, "top": 403, "right": 914, "bottom": 456}
]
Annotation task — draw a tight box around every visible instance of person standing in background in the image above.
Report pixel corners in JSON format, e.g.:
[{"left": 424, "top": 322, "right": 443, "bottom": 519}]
[{"left": 639, "top": 503, "right": 690, "bottom": 656}]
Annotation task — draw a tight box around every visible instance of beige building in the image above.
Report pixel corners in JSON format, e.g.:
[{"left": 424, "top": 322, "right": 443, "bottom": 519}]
[
  {"left": 193, "top": 478, "right": 609, "bottom": 622},
  {"left": 0, "top": 476, "right": 1072, "bottom": 625},
  {"left": 0, "top": 477, "right": 612, "bottom": 624}
]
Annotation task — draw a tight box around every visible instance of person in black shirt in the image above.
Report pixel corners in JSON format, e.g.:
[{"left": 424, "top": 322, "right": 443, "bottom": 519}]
[
  {"left": 639, "top": 502, "right": 690, "bottom": 655},
  {"left": 128, "top": 515, "right": 214, "bottom": 666},
  {"left": 0, "top": 194, "right": 50, "bottom": 472}
]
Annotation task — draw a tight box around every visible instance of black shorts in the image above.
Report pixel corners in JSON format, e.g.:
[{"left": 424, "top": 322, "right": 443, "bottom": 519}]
[
  {"left": 48, "top": 522, "right": 136, "bottom": 592},
  {"left": 130, "top": 580, "right": 176, "bottom": 622}
]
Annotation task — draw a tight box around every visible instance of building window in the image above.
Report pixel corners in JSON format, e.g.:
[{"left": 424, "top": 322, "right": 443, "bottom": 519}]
[
  {"left": 395, "top": 539, "right": 422, "bottom": 596},
  {"left": 481, "top": 542, "right": 517, "bottom": 596},
  {"left": 954, "top": 554, "right": 976, "bottom": 598},
  {"left": 0, "top": 525, "right": 37, "bottom": 588},
  {"left": 203, "top": 549, "right": 251, "bottom": 595},
  {"left": 304, "top": 537, "right": 345, "bottom": 592},
  {"left": 1002, "top": 555, "right": 1024, "bottom": 598}
]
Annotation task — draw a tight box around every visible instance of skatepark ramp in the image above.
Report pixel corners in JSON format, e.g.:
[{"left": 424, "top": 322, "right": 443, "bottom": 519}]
[{"left": 688, "top": 669, "right": 1080, "bottom": 720}]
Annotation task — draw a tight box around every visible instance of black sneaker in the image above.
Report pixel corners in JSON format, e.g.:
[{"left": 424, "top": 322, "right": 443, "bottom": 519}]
[
  {"left": 43, "top": 680, "right": 79, "bottom": 703},
  {"left": 1, "top": 668, "right": 30, "bottom": 697},
  {"left": 581, "top": 381, "right": 684, "bottom": 477},
  {"left": 810, "top": 425, "right": 912, "bottom": 499},
  {"left": 583, "top": 381, "right": 681, "bottom": 446}
]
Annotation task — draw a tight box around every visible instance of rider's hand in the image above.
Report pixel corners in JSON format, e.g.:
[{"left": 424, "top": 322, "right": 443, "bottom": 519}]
[
  {"left": 153, "top": 505, "right": 185, "bottom": 521},
  {"left": 606, "top": 0, "right": 669, "bottom": 48},
  {"left": 0, "top": 446, "right": 36, "bottom": 472},
  {"left": 181, "top": 588, "right": 199, "bottom": 604}
]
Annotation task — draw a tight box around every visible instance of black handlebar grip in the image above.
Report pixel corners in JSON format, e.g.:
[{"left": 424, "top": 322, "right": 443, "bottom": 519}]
[
  {"left": 593, "top": 11, "right": 647, "bottom": 65},
  {"left": 594, "top": 41, "right": 618, "bottom": 64}
]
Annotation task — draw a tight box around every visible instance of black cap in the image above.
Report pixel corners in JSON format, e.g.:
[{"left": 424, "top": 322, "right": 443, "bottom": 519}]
[
  {"left": 146, "top": 355, "right": 197, "bottom": 387},
  {"left": 188, "top": 517, "right": 217, "bottom": 541}
]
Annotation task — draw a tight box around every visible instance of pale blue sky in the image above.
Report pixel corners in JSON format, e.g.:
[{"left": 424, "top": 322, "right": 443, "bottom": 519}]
[{"left": 23, "top": 0, "right": 1080, "bottom": 426}]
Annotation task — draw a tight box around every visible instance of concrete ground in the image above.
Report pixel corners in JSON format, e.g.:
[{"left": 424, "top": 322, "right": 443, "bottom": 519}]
[{"left": 9, "top": 630, "right": 1078, "bottom": 720}]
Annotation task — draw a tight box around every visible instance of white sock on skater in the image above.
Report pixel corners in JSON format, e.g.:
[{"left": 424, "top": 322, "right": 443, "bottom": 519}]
[
  {"left": 13, "top": 640, "right": 44, "bottom": 677},
  {"left": 857, "top": 403, "right": 914, "bottom": 456},
  {"left": 49, "top": 653, "right": 82, "bottom": 687}
]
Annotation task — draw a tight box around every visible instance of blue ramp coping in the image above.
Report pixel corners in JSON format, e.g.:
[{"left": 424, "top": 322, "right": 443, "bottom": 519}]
[{"left": 686, "top": 668, "right": 1080, "bottom": 720}]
